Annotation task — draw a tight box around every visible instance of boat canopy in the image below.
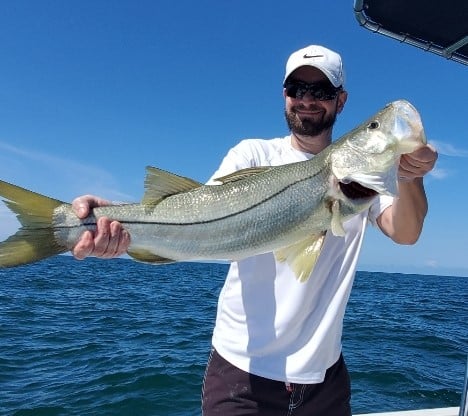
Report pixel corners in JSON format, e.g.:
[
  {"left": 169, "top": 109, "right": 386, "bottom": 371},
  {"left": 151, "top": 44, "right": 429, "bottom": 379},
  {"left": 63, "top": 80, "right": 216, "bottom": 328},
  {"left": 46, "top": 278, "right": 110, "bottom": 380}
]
[{"left": 354, "top": 0, "right": 468, "bottom": 65}]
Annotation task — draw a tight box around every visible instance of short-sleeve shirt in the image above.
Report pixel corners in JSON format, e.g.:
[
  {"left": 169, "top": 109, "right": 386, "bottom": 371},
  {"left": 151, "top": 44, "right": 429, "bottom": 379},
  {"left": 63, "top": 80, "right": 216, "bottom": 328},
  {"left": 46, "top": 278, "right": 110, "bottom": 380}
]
[{"left": 209, "top": 136, "right": 393, "bottom": 384}]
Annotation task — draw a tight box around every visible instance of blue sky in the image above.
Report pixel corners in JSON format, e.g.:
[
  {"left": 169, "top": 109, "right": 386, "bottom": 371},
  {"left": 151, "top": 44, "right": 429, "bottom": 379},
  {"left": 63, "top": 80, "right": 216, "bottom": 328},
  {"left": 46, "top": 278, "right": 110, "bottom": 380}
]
[{"left": 0, "top": 1, "right": 467, "bottom": 276}]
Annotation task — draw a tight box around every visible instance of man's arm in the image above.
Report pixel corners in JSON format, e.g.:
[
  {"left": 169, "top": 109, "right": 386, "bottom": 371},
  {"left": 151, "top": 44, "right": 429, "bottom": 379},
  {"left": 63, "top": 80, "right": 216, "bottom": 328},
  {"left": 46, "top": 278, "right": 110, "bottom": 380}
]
[{"left": 377, "top": 145, "right": 438, "bottom": 244}]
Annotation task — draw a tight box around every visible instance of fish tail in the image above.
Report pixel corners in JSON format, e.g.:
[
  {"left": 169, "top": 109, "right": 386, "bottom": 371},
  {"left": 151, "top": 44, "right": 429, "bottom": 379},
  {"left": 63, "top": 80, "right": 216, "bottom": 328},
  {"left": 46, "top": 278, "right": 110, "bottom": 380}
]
[{"left": 0, "top": 180, "right": 68, "bottom": 268}]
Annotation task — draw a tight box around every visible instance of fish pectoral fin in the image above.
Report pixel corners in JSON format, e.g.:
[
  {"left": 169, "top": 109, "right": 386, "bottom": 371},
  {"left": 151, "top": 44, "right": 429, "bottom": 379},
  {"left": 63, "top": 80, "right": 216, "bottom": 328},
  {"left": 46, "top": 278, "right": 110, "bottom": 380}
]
[
  {"left": 330, "top": 200, "right": 345, "bottom": 237},
  {"left": 213, "top": 167, "right": 272, "bottom": 184},
  {"left": 274, "top": 233, "right": 326, "bottom": 283},
  {"left": 127, "top": 247, "right": 176, "bottom": 264},
  {"left": 142, "top": 166, "right": 204, "bottom": 205}
]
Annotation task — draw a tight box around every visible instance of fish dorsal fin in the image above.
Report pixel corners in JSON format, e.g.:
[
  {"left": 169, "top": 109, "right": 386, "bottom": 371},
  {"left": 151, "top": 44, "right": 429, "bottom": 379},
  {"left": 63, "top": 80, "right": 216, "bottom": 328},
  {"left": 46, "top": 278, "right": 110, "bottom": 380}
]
[
  {"left": 127, "top": 247, "right": 176, "bottom": 264},
  {"left": 214, "top": 167, "right": 272, "bottom": 184},
  {"left": 274, "top": 233, "right": 326, "bottom": 282},
  {"left": 142, "top": 166, "right": 203, "bottom": 205}
]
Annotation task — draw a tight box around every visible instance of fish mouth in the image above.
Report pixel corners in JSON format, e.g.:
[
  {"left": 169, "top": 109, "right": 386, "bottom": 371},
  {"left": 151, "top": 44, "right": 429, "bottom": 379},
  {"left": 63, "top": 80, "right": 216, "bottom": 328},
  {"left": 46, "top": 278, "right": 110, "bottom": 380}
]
[{"left": 339, "top": 181, "right": 378, "bottom": 200}]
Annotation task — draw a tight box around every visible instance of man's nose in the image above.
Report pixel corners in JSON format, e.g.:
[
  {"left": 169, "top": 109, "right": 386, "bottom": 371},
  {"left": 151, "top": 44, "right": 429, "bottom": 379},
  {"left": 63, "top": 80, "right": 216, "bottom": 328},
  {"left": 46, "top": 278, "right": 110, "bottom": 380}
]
[{"left": 300, "top": 91, "right": 318, "bottom": 103}]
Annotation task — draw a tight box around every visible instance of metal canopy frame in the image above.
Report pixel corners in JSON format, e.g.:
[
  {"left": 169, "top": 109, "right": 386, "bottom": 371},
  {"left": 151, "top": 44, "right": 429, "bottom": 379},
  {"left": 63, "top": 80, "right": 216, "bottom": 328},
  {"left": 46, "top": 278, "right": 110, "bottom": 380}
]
[{"left": 354, "top": 0, "right": 468, "bottom": 65}]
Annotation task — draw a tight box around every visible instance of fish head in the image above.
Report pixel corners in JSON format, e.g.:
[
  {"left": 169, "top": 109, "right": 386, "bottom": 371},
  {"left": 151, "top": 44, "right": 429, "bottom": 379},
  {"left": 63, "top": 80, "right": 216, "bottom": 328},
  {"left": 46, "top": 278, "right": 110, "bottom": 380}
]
[{"left": 331, "top": 99, "right": 426, "bottom": 198}]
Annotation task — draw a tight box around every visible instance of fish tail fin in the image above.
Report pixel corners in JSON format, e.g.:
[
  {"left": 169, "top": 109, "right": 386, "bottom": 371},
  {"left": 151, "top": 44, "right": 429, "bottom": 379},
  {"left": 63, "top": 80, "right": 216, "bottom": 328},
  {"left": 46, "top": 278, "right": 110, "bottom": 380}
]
[{"left": 0, "top": 180, "right": 68, "bottom": 268}]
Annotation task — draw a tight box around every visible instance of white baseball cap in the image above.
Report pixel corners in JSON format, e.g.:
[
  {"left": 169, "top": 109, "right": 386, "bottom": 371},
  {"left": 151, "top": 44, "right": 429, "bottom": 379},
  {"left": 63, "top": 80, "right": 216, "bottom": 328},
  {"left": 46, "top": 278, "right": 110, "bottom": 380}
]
[{"left": 283, "top": 45, "right": 345, "bottom": 87}]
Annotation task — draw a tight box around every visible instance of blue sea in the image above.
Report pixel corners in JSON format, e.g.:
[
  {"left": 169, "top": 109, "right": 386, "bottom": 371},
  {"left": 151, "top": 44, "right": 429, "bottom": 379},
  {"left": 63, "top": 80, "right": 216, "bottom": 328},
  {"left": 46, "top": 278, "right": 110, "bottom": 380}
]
[{"left": 1, "top": 256, "right": 466, "bottom": 415}]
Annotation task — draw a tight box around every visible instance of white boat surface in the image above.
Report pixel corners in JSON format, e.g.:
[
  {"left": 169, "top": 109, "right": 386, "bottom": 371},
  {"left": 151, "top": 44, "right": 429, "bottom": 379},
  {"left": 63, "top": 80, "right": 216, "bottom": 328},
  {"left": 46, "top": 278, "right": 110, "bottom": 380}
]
[{"left": 355, "top": 407, "right": 460, "bottom": 416}]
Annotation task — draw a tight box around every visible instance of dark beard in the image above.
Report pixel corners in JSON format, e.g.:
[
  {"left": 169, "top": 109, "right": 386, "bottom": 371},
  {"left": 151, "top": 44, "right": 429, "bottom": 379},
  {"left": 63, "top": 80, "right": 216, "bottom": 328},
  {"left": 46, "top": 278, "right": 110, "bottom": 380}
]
[{"left": 284, "top": 107, "right": 337, "bottom": 137}]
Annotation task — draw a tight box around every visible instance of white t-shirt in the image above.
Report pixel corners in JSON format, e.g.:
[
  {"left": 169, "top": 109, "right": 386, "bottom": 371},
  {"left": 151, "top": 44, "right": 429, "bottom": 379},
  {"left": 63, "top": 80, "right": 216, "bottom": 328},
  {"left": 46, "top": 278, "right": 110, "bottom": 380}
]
[{"left": 209, "top": 136, "right": 393, "bottom": 384}]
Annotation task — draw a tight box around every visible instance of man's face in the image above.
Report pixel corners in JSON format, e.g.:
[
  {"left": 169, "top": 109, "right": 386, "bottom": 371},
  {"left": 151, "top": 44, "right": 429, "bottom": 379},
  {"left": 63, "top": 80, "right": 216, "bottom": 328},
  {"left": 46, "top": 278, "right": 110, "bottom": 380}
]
[{"left": 284, "top": 66, "right": 347, "bottom": 137}]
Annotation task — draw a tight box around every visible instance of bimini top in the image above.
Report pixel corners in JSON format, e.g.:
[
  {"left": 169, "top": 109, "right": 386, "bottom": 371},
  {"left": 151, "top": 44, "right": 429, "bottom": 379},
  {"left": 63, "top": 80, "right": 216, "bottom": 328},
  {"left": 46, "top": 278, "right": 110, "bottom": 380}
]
[{"left": 354, "top": 0, "right": 468, "bottom": 66}]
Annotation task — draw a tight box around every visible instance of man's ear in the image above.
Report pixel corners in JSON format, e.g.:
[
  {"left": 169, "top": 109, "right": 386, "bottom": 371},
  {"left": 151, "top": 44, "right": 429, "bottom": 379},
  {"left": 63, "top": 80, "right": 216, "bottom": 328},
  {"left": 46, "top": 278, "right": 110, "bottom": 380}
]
[{"left": 337, "top": 90, "right": 348, "bottom": 114}]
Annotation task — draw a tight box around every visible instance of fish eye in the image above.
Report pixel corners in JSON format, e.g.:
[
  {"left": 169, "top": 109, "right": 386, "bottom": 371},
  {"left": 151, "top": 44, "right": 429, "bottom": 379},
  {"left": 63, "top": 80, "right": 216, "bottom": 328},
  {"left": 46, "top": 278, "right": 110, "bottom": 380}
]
[{"left": 368, "top": 121, "right": 380, "bottom": 130}]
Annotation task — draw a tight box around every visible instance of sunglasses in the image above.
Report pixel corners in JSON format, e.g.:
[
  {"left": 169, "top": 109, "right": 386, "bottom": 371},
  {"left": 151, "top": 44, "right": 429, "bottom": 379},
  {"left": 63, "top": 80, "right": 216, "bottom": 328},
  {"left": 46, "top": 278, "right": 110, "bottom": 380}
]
[{"left": 284, "top": 80, "right": 342, "bottom": 101}]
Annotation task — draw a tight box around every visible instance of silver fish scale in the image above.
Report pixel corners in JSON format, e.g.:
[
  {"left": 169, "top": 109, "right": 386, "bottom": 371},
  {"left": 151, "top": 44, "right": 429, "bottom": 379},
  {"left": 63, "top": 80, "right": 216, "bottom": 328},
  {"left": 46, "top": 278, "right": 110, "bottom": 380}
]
[
  {"left": 85, "top": 155, "right": 336, "bottom": 261},
  {"left": 53, "top": 101, "right": 424, "bottom": 263}
]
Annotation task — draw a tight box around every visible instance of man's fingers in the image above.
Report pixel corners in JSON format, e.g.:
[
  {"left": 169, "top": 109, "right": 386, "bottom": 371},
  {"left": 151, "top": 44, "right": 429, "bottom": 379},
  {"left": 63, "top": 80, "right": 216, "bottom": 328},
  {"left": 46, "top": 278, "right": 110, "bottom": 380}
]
[
  {"left": 72, "top": 231, "right": 95, "bottom": 260},
  {"left": 113, "top": 225, "right": 131, "bottom": 257},
  {"left": 399, "top": 144, "right": 438, "bottom": 181},
  {"left": 72, "top": 195, "right": 111, "bottom": 219},
  {"left": 99, "top": 221, "right": 127, "bottom": 258},
  {"left": 92, "top": 217, "right": 112, "bottom": 257},
  {"left": 72, "top": 199, "right": 90, "bottom": 218}
]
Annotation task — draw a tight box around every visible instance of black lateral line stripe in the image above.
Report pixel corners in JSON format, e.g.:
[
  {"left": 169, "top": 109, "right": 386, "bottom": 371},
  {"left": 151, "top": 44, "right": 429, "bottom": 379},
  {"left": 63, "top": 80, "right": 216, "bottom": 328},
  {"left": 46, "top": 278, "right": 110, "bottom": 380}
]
[
  {"left": 124, "top": 174, "right": 318, "bottom": 226},
  {"left": 58, "top": 174, "right": 320, "bottom": 230}
]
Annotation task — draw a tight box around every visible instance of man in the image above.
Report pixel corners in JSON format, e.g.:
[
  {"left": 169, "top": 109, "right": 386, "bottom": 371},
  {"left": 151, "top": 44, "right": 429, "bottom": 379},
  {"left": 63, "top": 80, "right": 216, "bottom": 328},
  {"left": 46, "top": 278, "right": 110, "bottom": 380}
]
[{"left": 72, "top": 45, "right": 437, "bottom": 415}]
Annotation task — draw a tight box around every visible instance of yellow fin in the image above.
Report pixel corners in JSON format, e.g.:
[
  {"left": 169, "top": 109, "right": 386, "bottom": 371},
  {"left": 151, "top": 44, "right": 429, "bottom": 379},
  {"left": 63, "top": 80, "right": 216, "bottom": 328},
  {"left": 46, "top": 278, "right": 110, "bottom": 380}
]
[
  {"left": 213, "top": 166, "right": 272, "bottom": 184},
  {"left": 274, "top": 233, "right": 326, "bottom": 282},
  {"left": 0, "top": 231, "right": 66, "bottom": 268},
  {"left": 142, "top": 166, "right": 203, "bottom": 205},
  {"left": 0, "top": 180, "right": 67, "bottom": 267},
  {"left": 127, "top": 247, "right": 176, "bottom": 264},
  {"left": 330, "top": 200, "right": 345, "bottom": 237}
]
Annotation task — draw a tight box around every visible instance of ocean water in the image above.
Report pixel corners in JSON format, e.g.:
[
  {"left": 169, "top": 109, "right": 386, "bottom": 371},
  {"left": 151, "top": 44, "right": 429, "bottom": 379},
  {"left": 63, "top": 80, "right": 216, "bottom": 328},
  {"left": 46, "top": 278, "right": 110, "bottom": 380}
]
[{"left": 0, "top": 256, "right": 466, "bottom": 415}]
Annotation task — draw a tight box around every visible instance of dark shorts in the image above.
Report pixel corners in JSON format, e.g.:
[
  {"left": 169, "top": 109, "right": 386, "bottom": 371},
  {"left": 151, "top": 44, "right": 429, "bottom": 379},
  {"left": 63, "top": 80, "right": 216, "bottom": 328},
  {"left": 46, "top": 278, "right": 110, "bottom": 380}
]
[{"left": 202, "top": 349, "right": 351, "bottom": 416}]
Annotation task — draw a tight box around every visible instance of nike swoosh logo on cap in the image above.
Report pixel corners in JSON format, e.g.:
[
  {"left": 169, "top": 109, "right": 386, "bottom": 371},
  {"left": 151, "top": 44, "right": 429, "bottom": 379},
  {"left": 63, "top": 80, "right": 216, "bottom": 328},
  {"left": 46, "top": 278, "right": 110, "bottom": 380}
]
[{"left": 303, "top": 54, "right": 324, "bottom": 58}]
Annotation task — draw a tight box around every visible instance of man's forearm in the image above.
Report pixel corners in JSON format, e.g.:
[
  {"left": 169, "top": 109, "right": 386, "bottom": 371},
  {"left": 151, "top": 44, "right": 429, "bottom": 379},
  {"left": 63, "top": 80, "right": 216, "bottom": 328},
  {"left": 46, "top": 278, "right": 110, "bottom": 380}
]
[{"left": 386, "top": 178, "right": 428, "bottom": 244}]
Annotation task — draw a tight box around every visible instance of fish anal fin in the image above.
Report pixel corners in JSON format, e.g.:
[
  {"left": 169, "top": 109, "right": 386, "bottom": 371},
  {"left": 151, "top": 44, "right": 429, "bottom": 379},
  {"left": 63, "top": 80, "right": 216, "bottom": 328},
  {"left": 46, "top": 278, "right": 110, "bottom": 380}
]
[
  {"left": 274, "top": 233, "right": 326, "bottom": 282},
  {"left": 127, "top": 247, "right": 176, "bottom": 264},
  {"left": 213, "top": 167, "right": 272, "bottom": 184},
  {"left": 142, "top": 166, "right": 203, "bottom": 205}
]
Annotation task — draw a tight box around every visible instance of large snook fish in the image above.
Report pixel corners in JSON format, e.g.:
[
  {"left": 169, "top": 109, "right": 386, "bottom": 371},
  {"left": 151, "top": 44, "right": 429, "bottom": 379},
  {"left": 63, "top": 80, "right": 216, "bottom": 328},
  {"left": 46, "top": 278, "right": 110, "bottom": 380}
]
[{"left": 0, "top": 100, "right": 426, "bottom": 280}]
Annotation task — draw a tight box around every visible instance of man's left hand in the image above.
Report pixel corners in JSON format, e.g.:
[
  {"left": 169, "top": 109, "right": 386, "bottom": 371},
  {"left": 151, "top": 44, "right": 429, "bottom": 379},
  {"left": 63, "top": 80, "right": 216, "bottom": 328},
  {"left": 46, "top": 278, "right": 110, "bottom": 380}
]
[{"left": 399, "top": 144, "right": 438, "bottom": 181}]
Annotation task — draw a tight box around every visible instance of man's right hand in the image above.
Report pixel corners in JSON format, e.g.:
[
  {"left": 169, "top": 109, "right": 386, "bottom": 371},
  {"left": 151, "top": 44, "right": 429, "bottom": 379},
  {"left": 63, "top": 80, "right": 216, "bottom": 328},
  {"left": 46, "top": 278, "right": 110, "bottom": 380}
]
[{"left": 71, "top": 195, "right": 131, "bottom": 260}]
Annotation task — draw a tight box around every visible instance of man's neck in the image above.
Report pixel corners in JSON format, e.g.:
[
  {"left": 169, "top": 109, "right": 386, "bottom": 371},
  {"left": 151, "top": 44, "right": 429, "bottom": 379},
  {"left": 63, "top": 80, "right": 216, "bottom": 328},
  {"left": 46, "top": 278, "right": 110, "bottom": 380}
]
[{"left": 290, "top": 131, "right": 332, "bottom": 155}]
